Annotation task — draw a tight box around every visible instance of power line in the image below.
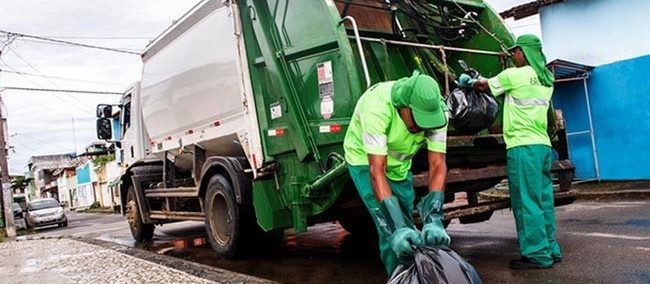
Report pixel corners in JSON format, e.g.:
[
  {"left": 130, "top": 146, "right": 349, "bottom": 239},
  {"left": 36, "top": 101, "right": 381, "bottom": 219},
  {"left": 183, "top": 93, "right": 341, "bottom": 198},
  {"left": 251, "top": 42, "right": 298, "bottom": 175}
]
[
  {"left": 13, "top": 133, "right": 74, "bottom": 152},
  {"left": 40, "top": 35, "right": 152, "bottom": 40},
  {"left": 15, "top": 38, "right": 143, "bottom": 52},
  {"left": 1, "top": 50, "right": 95, "bottom": 115},
  {"left": 0, "top": 29, "right": 141, "bottom": 55},
  {"left": 1, "top": 59, "right": 106, "bottom": 118},
  {"left": 0, "top": 68, "right": 122, "bottom": 86},
  {"left": 1, "top": 86, "right": 122, "bottom": 95}
]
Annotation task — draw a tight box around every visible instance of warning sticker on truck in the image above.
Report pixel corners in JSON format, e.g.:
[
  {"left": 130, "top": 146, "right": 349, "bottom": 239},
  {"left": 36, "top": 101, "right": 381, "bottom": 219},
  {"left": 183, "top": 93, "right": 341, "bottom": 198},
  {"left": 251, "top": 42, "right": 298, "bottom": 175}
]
[
  {"left": 317, "top": 61, "right": 333, "bottom": 98},
  {"left": 270, "top": 102, "right": 282, "bottom": 119},
  {"left": 320, "top": 95, "right": 334, "bottom": 119}
]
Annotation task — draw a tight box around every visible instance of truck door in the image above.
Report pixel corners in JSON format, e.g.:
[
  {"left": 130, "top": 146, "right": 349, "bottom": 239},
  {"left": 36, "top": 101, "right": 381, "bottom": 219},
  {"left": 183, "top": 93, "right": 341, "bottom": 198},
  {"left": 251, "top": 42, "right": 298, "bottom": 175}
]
[{"left": 120, "top": 93, "right": 137, "bottom": 167}]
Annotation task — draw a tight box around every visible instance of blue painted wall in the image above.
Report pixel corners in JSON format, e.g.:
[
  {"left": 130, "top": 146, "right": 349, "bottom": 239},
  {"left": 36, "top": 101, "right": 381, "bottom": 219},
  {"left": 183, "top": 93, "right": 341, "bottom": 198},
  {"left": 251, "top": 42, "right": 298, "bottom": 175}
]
[
  {"left": 552, "top": 54, "right": 650, "bottom": 180},
  {"left": 76, "top": 163, "right": 91, "bottom": 185}
]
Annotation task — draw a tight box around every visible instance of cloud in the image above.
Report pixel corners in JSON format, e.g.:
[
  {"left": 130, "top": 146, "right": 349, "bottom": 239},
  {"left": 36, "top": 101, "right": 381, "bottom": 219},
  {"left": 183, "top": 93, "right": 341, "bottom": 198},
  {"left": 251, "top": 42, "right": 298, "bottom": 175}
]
[{"left": 1, "top": 0, "right": 201, "bottom": 175}]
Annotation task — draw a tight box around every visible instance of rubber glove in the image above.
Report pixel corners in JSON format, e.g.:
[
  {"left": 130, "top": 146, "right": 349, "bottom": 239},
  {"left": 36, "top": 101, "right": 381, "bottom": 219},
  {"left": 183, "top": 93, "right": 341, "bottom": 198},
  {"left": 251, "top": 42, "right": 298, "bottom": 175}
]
[
  {"left": 456, "top": 73, "right": 476, "bottom": 89},
  {"left": 379, "top": 196, "right": 423, "bottom": 262},
  {"left": 387, "top": 228, "right": 421, "bottom": 262},
  {"left": 417, "top": 190, "right": 451, "bottom": 247}
]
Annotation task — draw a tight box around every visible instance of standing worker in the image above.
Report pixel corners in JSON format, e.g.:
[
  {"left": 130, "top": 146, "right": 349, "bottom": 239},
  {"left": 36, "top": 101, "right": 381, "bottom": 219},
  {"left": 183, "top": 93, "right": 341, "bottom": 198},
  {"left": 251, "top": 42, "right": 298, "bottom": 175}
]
[
  {"left": 458, "top": 34, "right": 562, "bottom": 269},
  {"left": 343, "top": 70, "right": 450, "bottom": 275}
]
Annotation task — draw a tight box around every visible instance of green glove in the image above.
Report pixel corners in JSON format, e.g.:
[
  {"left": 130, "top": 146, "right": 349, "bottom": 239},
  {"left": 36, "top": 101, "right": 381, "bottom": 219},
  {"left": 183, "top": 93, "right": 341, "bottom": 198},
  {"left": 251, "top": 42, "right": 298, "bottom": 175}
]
[
  {"left": 457, "top": 73, "right": 476, "bottom": 88},
  {"left": 417, "top": 190, "right": 451, "bottom": 247},
  {"left": 379, "top": 196, "right": 423, "bottom": 262},
  {"left": 387, "top": 228, "right": 421, "bottom": 262}
]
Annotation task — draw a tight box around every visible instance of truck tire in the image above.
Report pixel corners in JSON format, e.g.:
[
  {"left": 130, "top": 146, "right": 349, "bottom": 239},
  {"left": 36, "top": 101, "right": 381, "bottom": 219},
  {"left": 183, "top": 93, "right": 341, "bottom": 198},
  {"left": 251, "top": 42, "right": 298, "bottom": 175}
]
[
  {"left": 204, "top": 174, "right": 242, "bottom": 259},
  {"left": 126, "top": 185, "right": 154, "bottom": 242}
]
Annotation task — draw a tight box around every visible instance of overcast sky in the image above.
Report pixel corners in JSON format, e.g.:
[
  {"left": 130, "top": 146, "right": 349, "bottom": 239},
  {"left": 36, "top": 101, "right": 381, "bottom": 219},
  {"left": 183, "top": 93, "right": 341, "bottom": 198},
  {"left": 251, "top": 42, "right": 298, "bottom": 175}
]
[{"left": 0, "top": 0, "right": 539, "bottom": 175}]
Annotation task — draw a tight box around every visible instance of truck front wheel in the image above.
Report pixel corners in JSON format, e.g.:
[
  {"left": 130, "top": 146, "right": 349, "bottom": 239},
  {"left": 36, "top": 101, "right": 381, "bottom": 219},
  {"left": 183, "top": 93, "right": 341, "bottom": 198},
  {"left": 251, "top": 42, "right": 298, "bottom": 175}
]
[
  {"left": 126, "top": 185, "right": 154, "bottom": 242},
  {"left": 205, "top": 174, "right": 241, "bottom": 259}
]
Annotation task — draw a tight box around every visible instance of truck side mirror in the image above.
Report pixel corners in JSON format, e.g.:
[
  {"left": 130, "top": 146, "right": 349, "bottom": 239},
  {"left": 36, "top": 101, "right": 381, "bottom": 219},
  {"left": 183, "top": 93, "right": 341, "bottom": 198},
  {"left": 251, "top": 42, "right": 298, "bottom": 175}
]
[
  {"left": 97, "top": 104, "right": 112, "bottom": 118},
  {"left": 96, "top": 118, "right": 112, "bottom": 140}
]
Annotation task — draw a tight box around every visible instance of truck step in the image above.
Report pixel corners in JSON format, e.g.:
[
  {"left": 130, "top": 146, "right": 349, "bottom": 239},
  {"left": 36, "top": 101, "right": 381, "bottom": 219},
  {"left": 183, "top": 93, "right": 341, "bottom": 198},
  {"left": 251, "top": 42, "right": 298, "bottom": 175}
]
[
  {"left": 149, "top": 210, "right": 205, "bottom": 221},
  {"left": 144, "top": 187, "right": 199, "bottom": 198}
]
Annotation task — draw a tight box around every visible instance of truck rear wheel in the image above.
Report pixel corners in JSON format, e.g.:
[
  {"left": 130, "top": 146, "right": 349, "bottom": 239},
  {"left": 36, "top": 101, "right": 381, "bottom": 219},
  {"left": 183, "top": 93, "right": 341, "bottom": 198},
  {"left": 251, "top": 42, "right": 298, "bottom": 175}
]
[
  {"left": 126, "top": 185, "right": 154, "bottom": 242},
  {"left": 205, "top": 174, "right": 241, "bottom": 259}
]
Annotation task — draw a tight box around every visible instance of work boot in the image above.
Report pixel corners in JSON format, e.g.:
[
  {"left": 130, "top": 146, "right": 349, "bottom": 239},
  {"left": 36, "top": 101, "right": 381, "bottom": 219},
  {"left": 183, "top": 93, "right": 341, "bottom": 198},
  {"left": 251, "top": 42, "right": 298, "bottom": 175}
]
[{"left": 509, "top": 257, "right": 552, "bottom": 270}]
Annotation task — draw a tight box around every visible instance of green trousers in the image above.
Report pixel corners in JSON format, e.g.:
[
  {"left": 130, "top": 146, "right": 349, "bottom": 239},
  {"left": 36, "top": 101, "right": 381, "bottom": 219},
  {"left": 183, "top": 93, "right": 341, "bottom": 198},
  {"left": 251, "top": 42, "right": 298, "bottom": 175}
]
[
  {"left": 347, "top": 164, "right": 415, "bottom": 275},
  {"left": 507, "top": 145, "right": 562, "bottom": 266}
]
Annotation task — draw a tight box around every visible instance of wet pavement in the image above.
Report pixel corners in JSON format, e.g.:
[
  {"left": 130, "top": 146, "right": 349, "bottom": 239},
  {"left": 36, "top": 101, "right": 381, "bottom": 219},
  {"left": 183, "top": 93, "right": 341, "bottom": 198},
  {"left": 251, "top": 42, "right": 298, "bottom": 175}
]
[{"left": 16, "top": 201, "right": 650, "bottom": 283}]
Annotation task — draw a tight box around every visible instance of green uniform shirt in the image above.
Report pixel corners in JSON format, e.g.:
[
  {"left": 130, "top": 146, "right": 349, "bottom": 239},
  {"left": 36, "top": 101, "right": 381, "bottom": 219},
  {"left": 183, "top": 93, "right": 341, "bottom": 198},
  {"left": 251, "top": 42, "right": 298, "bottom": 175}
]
[
  {"left": 343, "top": 81, "right": 448, "bottom": 181},
  {"left": 488, "top": 66, "right": 553, "bottom": 149}
]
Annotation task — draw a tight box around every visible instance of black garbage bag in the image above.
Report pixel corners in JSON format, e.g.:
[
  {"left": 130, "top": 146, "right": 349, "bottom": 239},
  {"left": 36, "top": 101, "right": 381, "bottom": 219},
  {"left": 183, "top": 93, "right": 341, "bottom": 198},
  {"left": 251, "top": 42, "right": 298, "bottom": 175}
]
[
  {"left": 387, "top": 247, "right": 482, "bottom": 284},
  {"left": 446, "top": 87, "right": 498, "bottom": 134}
]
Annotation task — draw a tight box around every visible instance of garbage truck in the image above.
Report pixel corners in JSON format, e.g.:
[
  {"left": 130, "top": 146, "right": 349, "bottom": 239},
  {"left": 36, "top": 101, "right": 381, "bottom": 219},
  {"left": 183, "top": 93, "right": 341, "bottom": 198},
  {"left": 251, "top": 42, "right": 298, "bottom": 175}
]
[{"left": 95, "top": 0, "right": 576, "bottom": 258}]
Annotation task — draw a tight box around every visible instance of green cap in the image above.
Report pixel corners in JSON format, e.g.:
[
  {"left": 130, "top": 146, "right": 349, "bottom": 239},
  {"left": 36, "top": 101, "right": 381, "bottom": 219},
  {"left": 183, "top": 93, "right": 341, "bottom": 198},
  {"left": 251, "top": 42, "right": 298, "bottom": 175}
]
[
  {"left": 508, "top": 34, "right": 555, "bottom": 87},
  {"left": 391, "top": 70, "right": 447, "bottom": 129}
]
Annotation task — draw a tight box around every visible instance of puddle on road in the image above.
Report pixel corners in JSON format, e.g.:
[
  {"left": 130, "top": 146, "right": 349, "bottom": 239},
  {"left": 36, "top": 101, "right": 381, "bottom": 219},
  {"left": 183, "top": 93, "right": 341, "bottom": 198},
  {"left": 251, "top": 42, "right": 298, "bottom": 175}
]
[
  {"left": 624, "top": 219, "right": 650, "bottom": 228},
  {"left": 154, "top": 222, "right": 387, "bottom": 284}
]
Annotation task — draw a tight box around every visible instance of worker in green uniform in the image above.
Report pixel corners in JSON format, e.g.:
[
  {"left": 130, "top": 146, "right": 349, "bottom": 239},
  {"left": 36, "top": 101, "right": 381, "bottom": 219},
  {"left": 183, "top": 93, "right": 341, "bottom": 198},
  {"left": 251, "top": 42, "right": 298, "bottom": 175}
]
[
  {"left": 458, "top": 34, "right": 562, "bottom": 269},
  {"left": 343, "top": 70, "right": 449, "bottom": 275}
]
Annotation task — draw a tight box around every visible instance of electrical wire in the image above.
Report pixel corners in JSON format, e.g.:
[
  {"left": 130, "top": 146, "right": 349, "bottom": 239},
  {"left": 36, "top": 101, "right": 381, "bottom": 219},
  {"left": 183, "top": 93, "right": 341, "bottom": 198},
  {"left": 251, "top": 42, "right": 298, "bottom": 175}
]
[
  {"left": 15, "top": 38, "right": 143, "bottom": 52},
  {"left": 6, "top": 46, "right": 100, "bottom": 115},
  {"left": 1, "top": 86, "right": 122, "bottom": 95},
  {"left": 0, "top": 69, "right": 122, "bottom": 86},
  {"left": 39, "top": 35, "right": 152, "bottom": 40},
  {"left": 0, "top": 30, "right": 141, "bottom": 55},
  {"left": 13, "top": 133, "right": 74, "bottom": 152}
]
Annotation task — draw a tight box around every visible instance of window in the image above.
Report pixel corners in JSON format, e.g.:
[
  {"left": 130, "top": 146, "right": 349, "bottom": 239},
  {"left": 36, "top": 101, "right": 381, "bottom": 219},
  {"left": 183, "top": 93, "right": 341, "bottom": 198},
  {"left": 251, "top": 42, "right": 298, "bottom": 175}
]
[{"left": 121, "top": 94, "right": 132, "bottom": 137}]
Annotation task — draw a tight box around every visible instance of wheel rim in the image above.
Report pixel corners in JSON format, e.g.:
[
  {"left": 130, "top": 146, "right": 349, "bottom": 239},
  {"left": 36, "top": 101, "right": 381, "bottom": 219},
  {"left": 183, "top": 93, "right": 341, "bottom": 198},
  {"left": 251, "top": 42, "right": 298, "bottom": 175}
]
[
  {"left": 126, "top": 199, "right": 138, "bottom": 234},
  {"left": 209, "top": 191, "right": 232, "bottom": 246}
]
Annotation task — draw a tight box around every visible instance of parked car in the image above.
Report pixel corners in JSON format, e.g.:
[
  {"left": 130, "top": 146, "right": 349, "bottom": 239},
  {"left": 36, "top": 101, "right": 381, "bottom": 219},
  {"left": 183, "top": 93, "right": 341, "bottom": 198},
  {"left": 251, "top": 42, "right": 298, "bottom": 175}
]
[
  {"left": 25, "top": 198, "right": 67, "bottom": 229},
  {"left": 12, "top": 202, "right": 23, "bottom": 219}
]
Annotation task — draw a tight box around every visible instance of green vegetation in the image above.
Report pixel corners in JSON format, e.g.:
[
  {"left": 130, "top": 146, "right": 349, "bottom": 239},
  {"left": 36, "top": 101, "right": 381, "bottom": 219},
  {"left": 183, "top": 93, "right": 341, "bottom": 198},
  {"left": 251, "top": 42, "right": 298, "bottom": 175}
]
[{"left": 93, "top": 154, "right": 115, "bottom": 173}]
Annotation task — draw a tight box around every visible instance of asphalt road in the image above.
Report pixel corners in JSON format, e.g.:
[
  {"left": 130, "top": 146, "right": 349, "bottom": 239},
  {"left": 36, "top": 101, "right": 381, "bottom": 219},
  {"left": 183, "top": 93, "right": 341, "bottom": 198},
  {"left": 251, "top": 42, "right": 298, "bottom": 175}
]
[{"left": 21, "top": 200, "right": 650, "bottom": 284}]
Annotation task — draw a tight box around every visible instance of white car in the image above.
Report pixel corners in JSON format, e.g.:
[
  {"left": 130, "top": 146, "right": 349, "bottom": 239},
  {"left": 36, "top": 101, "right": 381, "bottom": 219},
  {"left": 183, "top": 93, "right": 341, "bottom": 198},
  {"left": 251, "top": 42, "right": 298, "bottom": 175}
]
[{"left": 25, "top": 198, "right": 68, "bottom": 229}]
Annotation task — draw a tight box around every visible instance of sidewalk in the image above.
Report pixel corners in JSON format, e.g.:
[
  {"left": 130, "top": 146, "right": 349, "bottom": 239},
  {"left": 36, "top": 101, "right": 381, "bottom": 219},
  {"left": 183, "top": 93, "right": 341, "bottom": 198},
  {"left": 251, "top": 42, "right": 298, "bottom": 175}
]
[
  {"left": 480, "top": 180, "right": 650, "bottom": 201},
  {"left": 0, "top": 238, "right": 274, "bottom": 284}
]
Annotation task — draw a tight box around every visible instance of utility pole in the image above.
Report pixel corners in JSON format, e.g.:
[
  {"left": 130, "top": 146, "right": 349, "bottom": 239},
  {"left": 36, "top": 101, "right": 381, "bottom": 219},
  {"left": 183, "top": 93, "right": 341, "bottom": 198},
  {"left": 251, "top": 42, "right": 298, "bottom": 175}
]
[{"left": 0, "top": 93, "right": 15, "bottom": 238}]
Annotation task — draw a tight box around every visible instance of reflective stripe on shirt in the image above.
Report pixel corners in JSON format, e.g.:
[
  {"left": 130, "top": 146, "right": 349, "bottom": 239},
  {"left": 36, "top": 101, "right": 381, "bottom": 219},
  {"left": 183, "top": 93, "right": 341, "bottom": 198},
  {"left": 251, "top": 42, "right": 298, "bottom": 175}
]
[
  {"left": 426, "top": 129, "right": 446, "bottom": 143},
  {"left": 388, "top": 149, "right": 415, "bottom": 161},
  {"left": 362, "top": 132, "right": 387, "bottom": 147},
  {"left": 506, "top": 95, "right": 549, "bottom": 107}
]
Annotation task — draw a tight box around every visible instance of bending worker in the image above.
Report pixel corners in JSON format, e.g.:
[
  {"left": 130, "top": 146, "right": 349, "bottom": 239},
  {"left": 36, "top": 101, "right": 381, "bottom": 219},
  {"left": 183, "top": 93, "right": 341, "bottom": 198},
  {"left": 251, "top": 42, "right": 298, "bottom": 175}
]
[
  {"left": 343, "top": 70, "right": 449, "bottom": 275},
  {"left": 458, "top": 34, "right": 562, "bottom": 269}
]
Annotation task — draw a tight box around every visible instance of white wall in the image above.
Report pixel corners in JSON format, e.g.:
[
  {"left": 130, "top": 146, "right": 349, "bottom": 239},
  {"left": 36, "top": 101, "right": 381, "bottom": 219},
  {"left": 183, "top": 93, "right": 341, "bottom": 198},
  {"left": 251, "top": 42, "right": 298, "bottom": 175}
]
[
  {"left": 76, "top": 183, "right": 95, "bottom": 208},
  {"left": 540, "top": 0, "right": 650, "bottom": 66}
]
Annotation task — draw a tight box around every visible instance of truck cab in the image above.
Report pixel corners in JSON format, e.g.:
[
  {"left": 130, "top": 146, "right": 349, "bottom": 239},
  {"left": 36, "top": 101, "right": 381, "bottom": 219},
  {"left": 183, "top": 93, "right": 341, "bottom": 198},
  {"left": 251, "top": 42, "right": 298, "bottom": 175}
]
[{"left": 97, "top": 82, "right": 154, "bottom": 169}]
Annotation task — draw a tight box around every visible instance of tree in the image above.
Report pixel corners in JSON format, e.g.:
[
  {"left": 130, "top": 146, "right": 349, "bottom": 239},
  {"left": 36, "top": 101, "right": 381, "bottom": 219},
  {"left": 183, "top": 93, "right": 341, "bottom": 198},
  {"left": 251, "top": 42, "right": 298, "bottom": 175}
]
[{"left": 10, "top": 176, "right": 31, "bottom": 191}]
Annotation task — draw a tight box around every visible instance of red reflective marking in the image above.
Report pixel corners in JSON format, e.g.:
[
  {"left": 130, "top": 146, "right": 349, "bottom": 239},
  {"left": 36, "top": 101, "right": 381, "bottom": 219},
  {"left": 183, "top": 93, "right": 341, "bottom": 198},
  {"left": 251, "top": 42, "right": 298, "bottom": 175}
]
[
  {"left": 276, "top": 128, "right": 285, "bottom": 136},
  {"left": 330, "top": 125, "right": 341, "bottom": 133},
  {"left": 187, "top": 129, "right": 194, "bottom": 135},
  {"left": 213, "top": 121, "right": 221, "bottom": 127}
]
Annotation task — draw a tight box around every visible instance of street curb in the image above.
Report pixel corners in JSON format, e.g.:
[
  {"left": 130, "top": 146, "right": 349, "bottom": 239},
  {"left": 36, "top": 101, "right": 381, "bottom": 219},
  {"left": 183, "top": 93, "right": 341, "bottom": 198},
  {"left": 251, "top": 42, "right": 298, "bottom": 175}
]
[
  {"left": 573, "top": 189, "right": 650, "bottom": 201},
  {"left": 77, "top": 238, "right": 277, "bottom": 284},
  {"left": 479, "top": 190, "right": 650, "bottom": 201}
]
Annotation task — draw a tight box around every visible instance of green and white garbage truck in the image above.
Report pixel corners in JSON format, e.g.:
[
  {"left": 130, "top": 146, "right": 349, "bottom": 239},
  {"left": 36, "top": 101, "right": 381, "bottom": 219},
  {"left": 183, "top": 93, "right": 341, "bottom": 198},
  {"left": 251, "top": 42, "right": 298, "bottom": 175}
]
[{"left": 95, "top": 0, "right": 575, "bottom": 258}]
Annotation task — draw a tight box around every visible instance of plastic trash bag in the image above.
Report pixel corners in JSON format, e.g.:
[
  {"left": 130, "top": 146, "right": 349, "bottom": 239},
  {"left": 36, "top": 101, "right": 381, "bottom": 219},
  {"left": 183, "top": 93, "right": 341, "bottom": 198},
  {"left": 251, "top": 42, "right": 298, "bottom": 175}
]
[
  {"left": 446, "top": 87, "right": 498, "bottom": 134},
  {"left": 387, "top": 246, "right": 482, "bottom": 284}
]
